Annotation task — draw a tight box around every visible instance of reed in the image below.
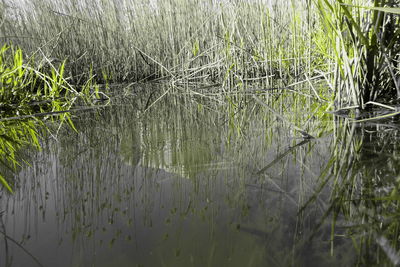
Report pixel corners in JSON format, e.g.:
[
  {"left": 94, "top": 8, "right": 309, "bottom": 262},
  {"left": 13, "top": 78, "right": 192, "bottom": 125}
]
[
  {"left": 314, "top": 0, "right": 400, "bottom": 109},
  {"left": 2, "top": 0, "right": 399, "bottom": 107},
  {"left": 0, "top": 0, "right": 319, "bottom": 86}
]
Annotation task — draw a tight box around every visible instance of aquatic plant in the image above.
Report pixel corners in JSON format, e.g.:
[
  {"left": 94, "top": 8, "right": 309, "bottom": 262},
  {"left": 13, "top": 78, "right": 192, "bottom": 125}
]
[
  {"left": 0, "top": 43, "right": 83, "bottom": 124},
  {"left": 0, "top": 43, "right": 107, "bottom": 192},
  {"left": 314, "top": 0, "right": 400, "bottom": 108},
  {"left": 1, "top": 0, "right": 398, "bottom": 108}
]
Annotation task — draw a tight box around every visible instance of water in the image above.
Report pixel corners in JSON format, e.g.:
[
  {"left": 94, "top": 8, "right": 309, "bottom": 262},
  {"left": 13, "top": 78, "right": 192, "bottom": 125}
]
[{"left": 1, "top": 85, "right": 399, "bottom": 266}]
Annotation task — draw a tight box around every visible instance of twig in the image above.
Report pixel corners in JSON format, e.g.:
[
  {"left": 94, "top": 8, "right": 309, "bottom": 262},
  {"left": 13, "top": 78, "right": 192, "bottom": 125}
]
[
  {"left": 0, "top": 230, "right": 44, "bottom": 267},
  {"left": 0, "top": 105, "right": 108, "bottom": 122},
  {"left": 252, "top": 95, "right": 315, "bottom": 139},
  {"left": 257, "top": 139, "right": 311, "bottom": 175}
]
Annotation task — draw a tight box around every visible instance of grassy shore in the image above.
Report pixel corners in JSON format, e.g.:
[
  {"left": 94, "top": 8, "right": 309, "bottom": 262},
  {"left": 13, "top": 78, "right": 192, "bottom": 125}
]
[
  {"left": 1, "top": 1, "right": 400, "bottom": 264},
  {"left": 2, "top": 0, "right": 398, "bottom": 108},
  {"left": 1, "top": 0, "right": 321, "bottom": 86}
]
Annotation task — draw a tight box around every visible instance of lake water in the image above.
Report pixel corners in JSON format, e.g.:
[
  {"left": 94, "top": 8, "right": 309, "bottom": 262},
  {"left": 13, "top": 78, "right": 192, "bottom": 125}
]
[{"left": 1, "top": 84, "right": 399, "bottom": 266}]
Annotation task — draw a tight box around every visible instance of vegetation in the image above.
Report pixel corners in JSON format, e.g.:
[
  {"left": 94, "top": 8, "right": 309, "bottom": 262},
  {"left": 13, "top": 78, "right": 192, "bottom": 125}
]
[
  {"left": 0, "top": 0, "right": 319, "bottom": 86},
  {"left": 0, "top": 0, "right": 328, "bottom": 191},
  {"left": 0, "top": 43, "right": 107, "bottom": 192},
  {"left": 315, "top": 0, "right": 400, "bottom": 108},
  {"left": 0, "top": 0, "right": 400, "bottom": 265},
  {"left": 1, "top": 0, "right": 398, "bottom": 108}
]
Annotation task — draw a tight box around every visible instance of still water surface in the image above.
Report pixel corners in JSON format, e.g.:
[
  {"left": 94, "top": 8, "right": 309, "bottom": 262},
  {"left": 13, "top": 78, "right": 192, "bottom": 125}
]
[{"left": 1, "top": 85, "right": 399, "bottom": 266}]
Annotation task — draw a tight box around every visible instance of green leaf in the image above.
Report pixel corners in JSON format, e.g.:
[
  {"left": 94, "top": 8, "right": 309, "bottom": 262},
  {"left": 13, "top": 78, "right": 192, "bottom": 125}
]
[
  {"left": 192, "top": 40, "right": 200, "bottom": 57},
  {"left": 343, "top": 4, "right": 400, "bottom": 15},
  {"left": 337, "top": 1, "right": 369, "bottom": 46},
  {"left": 0, "top": 173, "right": 13, "bottom": 193}
]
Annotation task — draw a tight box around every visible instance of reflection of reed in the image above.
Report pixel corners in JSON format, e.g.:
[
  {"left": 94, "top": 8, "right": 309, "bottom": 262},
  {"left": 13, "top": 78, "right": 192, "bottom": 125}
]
[
  {"left": 257, "top": 139, "right": 312, "bottom": 175},
  {"left": 0, "top": 212, "right": 44, "bottom": 267},
  {"left": 303, "top": 116, "right": 400, "bottom": 265},
  {"left": 1, "top": 91, "right": 351, "bottom": 266},
  {"left": 253, "top": 95, "right": 315, "bottom": 139}
]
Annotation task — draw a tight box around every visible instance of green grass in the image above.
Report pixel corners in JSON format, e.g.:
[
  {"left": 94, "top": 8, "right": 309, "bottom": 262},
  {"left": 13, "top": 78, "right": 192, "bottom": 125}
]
[
  {"left": 0, "top": 120, "right": 41, "bottom": 193},
  {"left": 314, "top": 0, "right": 400, "bottom": 108},
  {"left": 2, "top": 0, "right": 397, "bottom": 110},
  {"left": 0, "top": 0, "right": 321, "bottom": 86},
  {"left": 2, "top": 0, "right": 398, "bottom": 108},
  {"left": 0, "top": 43, "right": 107, "bottom": 192}
]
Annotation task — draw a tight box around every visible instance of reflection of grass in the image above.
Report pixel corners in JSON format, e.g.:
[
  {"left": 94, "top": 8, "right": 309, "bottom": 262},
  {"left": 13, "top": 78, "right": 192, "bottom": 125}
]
[
  {"left": 0, "top": 121, "right": 41, "bottom": 192},
  {"left": 4, "top": 90, "right": 378, "bottom": 265},
  {"left": 303, "top": 118, "right": 400, "bottom": 265}
]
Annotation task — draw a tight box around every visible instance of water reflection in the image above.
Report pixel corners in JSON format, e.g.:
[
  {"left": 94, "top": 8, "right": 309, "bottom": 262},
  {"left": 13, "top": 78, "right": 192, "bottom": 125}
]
[
  {"left": 0, "top": 119, "right": 43, "bottom": 192},
  {"left": 1, "top": 86, "right": 400, "bottom": 266},
  {"left": 309, "top": 117, "right": 400, "bottom": 266}
]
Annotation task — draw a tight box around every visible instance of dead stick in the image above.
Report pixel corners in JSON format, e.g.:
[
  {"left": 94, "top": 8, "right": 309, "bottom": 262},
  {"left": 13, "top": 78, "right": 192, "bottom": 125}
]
[{"left": 252, "top": 95, "right": 315, "bottom": 139}]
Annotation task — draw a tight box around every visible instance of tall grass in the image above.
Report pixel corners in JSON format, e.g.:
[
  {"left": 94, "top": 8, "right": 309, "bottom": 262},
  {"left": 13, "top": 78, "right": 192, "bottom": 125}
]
[
  {"left": 315, "top": 0, "right": 400, "bottom": 108},
  {"left": 1, "top": 0, "right": 399, "bottom": 106},
  {"left": 0, "top": 0, "right": 321, "bottom": 87}
]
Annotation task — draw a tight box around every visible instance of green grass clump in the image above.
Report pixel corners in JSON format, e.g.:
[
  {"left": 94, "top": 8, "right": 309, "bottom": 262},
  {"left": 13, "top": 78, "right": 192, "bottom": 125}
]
[
  {"left": 314, "top": 0, "right": 400, "bottom": 108},
  {"left": 0, "top": 43, "right": 107, "bottom": 192},
  {"left": 1, "top": 43, "right": 76, "bottom": 121}
]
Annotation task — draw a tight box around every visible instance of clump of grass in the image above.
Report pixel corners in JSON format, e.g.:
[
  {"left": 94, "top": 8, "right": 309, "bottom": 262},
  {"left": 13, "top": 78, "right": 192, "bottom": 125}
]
[
  {"left": 0, "top": 43, "right": 107, "bottom": 192},
  {"left": 1, "top": 43, "right": 81, "bottom": 123},
  {"left": 314, "top": 0, "right": 400, "bottom": 109}
]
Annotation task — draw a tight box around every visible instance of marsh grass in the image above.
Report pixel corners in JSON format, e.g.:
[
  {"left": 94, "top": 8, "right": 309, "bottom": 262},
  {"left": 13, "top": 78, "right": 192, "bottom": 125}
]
[
  {"left": 0, "top": 43, "right": 102, "bottom": 120},
  {"left": 315, "top": 0, "right": 400, "bottom": 109},
  {"left": 2, "top": 0, "right": 399, "bottom": 108},
  {"left": 1, "top": 0, "right": 321, "bottom": 87}
]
